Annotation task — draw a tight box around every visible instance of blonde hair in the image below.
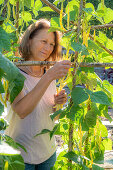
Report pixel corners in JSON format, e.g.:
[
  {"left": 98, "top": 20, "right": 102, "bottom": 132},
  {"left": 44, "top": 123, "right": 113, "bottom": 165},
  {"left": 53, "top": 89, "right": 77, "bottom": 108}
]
[{"left": 19, "top": 19, "right": 61, "bottom": 61}]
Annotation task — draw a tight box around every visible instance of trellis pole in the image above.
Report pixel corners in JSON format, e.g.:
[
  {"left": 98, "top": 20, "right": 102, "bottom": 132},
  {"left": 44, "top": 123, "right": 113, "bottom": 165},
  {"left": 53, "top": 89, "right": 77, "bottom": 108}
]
[{"left": 14, "top": 61, "right": 113, "bottom": 68}]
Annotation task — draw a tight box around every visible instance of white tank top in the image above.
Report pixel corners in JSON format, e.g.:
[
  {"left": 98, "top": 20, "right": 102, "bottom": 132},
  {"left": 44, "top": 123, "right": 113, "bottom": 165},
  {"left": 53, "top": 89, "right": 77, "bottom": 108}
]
[{"left": 5, "top": 70, "right": 56, "bottom": 164}]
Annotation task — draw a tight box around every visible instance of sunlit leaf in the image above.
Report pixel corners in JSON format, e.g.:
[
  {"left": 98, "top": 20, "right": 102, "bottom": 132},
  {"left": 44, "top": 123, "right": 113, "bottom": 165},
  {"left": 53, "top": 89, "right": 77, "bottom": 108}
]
[
  {"left": 71, "top": 87, "right": 89, "bottom": 105},
  {"left": 65, "top": 0, "right": 79, "bottom": 14},
  {"left": 34, "top": 0, "right": 42, "bottom": 11},
  {"left": 40, "top": 7, "right": 54, "bottom": 12},
  {"left": 83, "top": 8, "right": 93, "bottom": 13},
  {"left": 21, "top": 11, "right": 32, "bottom": 22},
  {"left": 90, "top": 91, "right": 110, "bottom": 105},
  {"left": 104, "top": 8, "right": 113, "bottom": 23},
  {"left": 24, "top": 0, "right": 31, "bottom": 8},
  {"left": 9, "top": 0, "right": 16, "bottom": 6},
  {"left": 102, "top": 138, "right": 112, "bottom": 150},
  {"left": 50, "top": 17, "right": 60, "bottom": 27},
  {"left": 0, "top": 0, "right": 4, "bottom": 5}
]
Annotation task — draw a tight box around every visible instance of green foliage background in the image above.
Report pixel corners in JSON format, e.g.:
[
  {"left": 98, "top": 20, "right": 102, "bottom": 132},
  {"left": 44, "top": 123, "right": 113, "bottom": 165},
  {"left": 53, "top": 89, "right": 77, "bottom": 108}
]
[{"left": 0, "top": 0, "right": 113, "bottom": 169}]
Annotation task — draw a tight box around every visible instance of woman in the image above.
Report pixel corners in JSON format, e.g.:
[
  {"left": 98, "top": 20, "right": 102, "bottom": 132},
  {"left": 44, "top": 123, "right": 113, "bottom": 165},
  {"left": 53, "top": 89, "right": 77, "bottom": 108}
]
[{"left": 6, "top": 19, "right": 71, "bottom": 170}]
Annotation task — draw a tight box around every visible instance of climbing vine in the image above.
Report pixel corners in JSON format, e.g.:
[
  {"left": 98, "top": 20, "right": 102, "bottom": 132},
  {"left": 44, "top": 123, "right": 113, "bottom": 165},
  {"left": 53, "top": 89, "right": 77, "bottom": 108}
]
[{"left": 0, "top": 0, "right": 113, "bottom": 169}]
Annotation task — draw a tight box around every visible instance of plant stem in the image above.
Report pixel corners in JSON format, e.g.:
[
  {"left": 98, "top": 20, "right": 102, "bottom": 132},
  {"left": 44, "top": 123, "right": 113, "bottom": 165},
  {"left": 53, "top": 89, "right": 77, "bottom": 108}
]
[
  {"left": 68, "top": 0, "right": 84, "bottom": 169},
  {"left": 15, "top": 0, "right": 19, "bottom": 35}
]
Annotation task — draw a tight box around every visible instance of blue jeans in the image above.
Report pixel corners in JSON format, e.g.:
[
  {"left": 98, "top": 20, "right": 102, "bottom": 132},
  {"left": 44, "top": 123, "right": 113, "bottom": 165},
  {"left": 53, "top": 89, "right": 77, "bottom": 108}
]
[{"left": 25, "top": 152, "right": 56, "bottom": 170}]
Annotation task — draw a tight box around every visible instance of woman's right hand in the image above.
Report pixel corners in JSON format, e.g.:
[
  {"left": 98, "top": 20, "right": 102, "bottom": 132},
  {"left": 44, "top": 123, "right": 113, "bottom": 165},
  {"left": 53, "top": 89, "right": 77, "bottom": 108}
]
[{"left": 47, "top": 60, "right": 71, "bottom": 80}]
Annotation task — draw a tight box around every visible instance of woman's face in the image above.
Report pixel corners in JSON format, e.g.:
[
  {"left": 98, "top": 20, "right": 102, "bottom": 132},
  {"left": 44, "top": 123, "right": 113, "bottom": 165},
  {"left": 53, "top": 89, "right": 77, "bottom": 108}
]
[{"left": 29, "top": 29, "right": 55, "bottom": 61}]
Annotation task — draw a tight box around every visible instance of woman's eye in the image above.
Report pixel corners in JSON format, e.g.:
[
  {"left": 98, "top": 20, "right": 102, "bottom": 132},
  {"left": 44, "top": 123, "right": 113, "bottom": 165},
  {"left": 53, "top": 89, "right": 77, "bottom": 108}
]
[
  {"left": 50, "top": 44, "right": 54, "bottom": 46},
  {"left": 42, "top": 40, "right": 46, "bottom": 43}
]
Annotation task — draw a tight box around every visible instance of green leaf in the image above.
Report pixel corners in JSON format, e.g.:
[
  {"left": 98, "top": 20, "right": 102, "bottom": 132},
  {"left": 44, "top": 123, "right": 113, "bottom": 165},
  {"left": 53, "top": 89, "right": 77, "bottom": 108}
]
[
  {"left": 99, "top": 124, "right": 108, "bottom": 137},
  {"left": 83, "top": 8, "right": 93, "bottom": 13},
  {"left": 34, "top": 129, "right": 51, "bottom": 137},
  {"left": 90, "top": 91, "right": 110, "bottom": 105},
  {"left": 65, "top": 0, "right": 79, "bottom": 14},
  {"left": 0, "top": 118, "right": 8, "bottom": 130},
  {"left": 85, "top": 110, "right": 97, "bottom": 128},
  {"left": 0, "top": 102, "right": 4, "bottom": 116},
  {"left": 8, "top": 72, "right": 25, "bottom": 103},
  {"left": 63, "top": 151, "right": 78, "bottom": 163},
  {"left": 103, "top": 110, "right": 112, "bottom": 122},
  {"left": 102, "top": 138, "right": 112, "bottom": 150},
  {"left": 0, "top": 0, "right": 4, "bottom": 5},
  {"left": 86, "top": 3, "right": 95, "bottom": 12},
  {"left": 104, "top": 8, "right": 113, "bottom": 23},
  {"left": 0, "top": 53, "right": 19, "bottom": 81},
  {"left": 50, "top": 17, "right": 60, "bottom": 27},
  {"left": 4, "top": 135, "right": 27, "bottom": 153},
  {"left": 81, "top": 118, "right": 89, "bottom": 131},
  {"left": 7, "top": 154, "right": 25, "bottom": 170},
  {"left": 53, "top": 0, "right": 59, "bottom": 6},
  {"left": 0, "top": 27, "right": 11, "bottom": 52},
  {"left": 69, "top": 10, "right": 78, "bottom": 21},
  {"left": 50, "top": 109, "right": 62, "bottom": 121},
  {"left": 48, "top": 27, "right": 64, "bottom": 33},
  {"left": 63, "top": 124, "right": 68, "bottom": 130},
  {"left": 21, "top": 12, "right": 32, "bottom": 22},
  {"left": 67, "top": 105, "right": 83, "bottom": 121},
  {"left": 81, "top": 47, "right": 89, "bottom": 56},
  {"left": 24, "top": 0, "right": 31, "bottom": 8},
  {"left": 88, "top": 40, "right": 103, "bottom": 53},
  {"left": 92, "top": 164, "right": 104, "bottom": 170},
  {"left": 93, "top": 145, "right": 105, "bottom": 164},
  {"left": 40, "top": 7, "right": 54, "bottom": 12},
  {"left": 50, "top": 124, "right": 59, "bottom": 139},
  {"left": 85, "top": 3, "right": 95, "bottom": 20},
  {"left": 0, "top": 81, "right": 4, "bottom": 93},
  {"left": 59, "top": 109, "right": 68, "bottom": 119},
  {"left": 71, "top": 41, "right": 83, "bottom": 52},
  {"left": 9, "top": 0, "right": 16, "bottom": 5},
  {"left": 64, "top": 8, "right": 78, "bottom": 22},
  {"left": 71, "top": 87, "right": 89, "bottom": 105}
]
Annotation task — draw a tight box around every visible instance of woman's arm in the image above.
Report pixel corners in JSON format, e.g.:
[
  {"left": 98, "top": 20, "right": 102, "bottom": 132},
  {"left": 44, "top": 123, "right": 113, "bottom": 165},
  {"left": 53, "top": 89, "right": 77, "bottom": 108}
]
[{"left": 12, "top": 60, "right": 71, "bottom": 119}]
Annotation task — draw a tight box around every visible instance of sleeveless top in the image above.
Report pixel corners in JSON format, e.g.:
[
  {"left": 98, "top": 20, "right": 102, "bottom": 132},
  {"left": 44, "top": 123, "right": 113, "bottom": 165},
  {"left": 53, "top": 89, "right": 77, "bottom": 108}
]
[{"left": 5, "top": 70, "right": 56, "bottom": 164}]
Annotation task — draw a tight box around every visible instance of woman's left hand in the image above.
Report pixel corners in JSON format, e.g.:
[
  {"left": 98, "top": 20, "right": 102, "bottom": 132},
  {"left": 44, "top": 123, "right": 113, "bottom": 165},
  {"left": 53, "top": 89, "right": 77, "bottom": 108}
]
[{"left": 54, "top": 89, "right": 67, "bottom": 105}]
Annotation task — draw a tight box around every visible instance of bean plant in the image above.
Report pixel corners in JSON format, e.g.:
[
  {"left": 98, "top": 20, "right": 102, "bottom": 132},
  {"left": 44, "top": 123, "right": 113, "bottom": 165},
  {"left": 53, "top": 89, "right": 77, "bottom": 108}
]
[{"left": 0, "top": 0, "right": 113, "bottom": 169}]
